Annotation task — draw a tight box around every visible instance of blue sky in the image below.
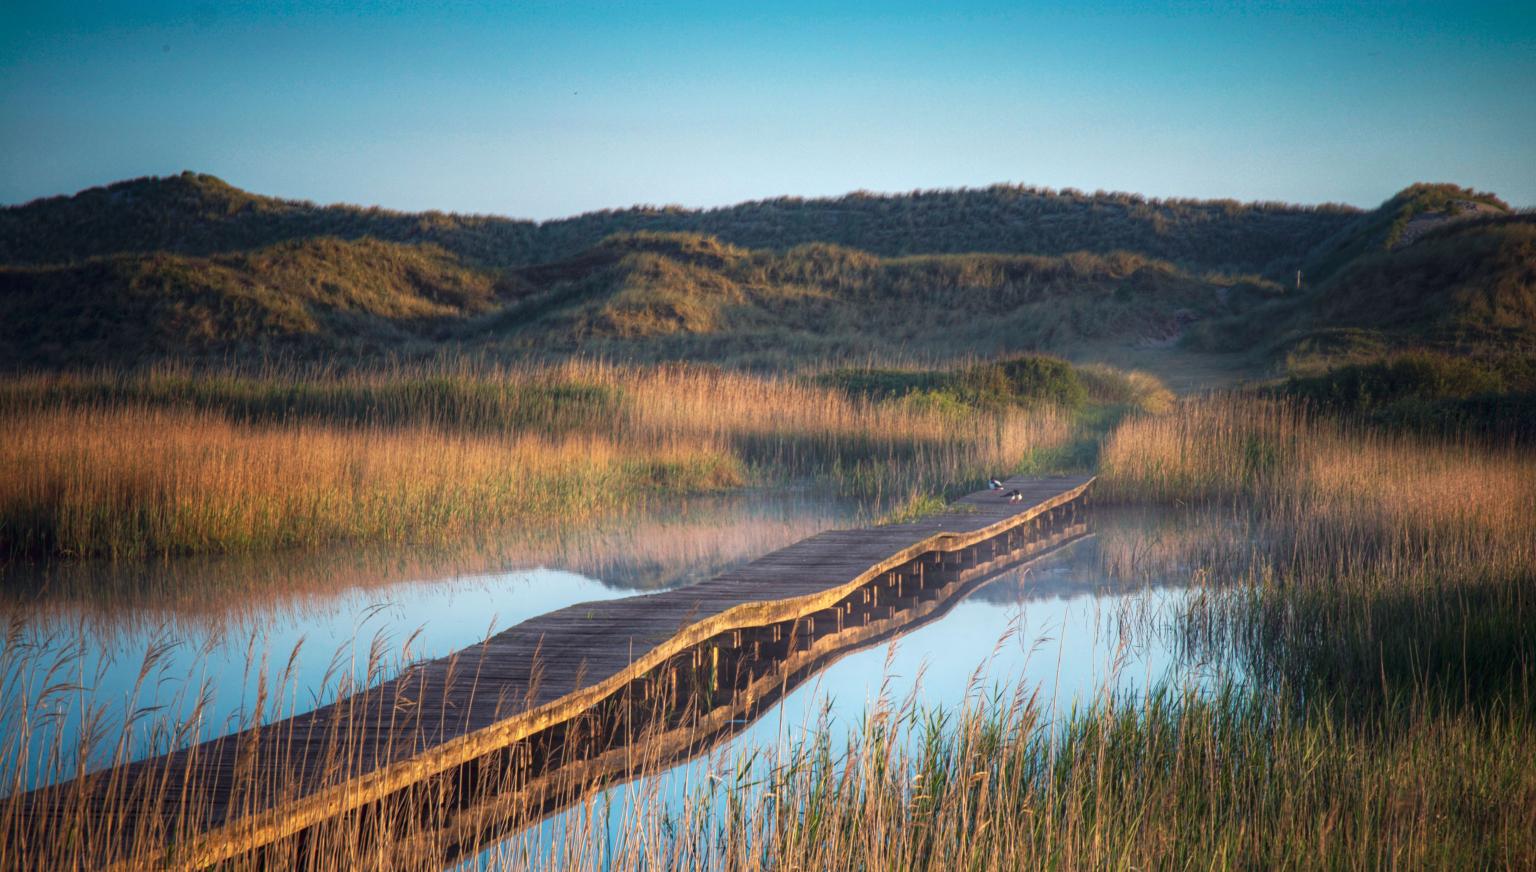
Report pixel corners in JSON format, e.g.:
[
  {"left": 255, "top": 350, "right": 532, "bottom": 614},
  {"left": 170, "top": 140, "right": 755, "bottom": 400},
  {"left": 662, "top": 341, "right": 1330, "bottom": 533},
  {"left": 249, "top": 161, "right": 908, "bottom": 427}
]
[{"left": 2, "top": 1, "right": 1532, "bottom": 218}]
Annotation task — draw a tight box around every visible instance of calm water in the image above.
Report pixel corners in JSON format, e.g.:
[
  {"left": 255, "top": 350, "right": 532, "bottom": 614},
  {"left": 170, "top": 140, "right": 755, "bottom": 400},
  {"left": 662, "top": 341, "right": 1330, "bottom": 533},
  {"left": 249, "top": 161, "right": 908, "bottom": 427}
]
[{"left": 1, "top": 494, "right": 1235, "bottom": 864}]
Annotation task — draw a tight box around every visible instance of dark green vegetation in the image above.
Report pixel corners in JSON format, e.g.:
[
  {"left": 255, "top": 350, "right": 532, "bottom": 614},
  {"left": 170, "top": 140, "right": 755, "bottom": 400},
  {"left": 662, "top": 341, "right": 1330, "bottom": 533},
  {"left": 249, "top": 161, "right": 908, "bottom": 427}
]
[
  {"left": 0, "top": 171, "right": 1340, "bottom": 369},
  {"left": 4, "top": 175, "right": 1529, "bottom": 385},
  {"left": 1278, "top": 350, "right": 1536, "bottom": 441},
  {"left": 818, "top": 355, "right": 1088, "bottom": 411},
  {"left": 2, "top": 171, "right": 1353, "bottom": 272},
  {"left": 1188, "top": 184, "right": 1529, "bottom": 358}
]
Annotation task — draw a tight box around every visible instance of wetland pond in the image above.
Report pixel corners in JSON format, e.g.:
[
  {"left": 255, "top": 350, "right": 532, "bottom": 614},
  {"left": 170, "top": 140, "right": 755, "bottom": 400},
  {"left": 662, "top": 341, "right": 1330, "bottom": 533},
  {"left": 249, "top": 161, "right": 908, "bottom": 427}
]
[{"left": 0, "top": 491, "right": 1242, "bottom": 862}]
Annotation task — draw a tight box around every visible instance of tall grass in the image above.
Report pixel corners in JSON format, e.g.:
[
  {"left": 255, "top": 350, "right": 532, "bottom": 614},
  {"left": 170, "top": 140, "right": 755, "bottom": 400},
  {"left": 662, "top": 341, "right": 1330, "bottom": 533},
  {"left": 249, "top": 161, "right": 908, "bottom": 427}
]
[
  {"left": 531, "top": 682, "right": 1533, "bottom": 870},
  {"left": 615, "top": 362, "right": 1071, "bottom": 495},
  {"left": 0, "top": 405, "right": 740, "bottom": 559},
  {"left": 1098, "top": 394, "right": 1535, "bottom": 571},
  {"left": 1087, "top": 393, "right": 1536, "bottom": 865},
  {"left": 0, "top": 362, "right": 1072, "bottom": 559}
]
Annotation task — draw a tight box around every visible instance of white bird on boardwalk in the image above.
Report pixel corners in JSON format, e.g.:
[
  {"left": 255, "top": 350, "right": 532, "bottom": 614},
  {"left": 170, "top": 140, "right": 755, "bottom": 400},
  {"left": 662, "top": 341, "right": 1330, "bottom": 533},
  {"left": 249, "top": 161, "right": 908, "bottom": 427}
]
[{"left": 988, "top": 478, "right": 1004, "bottom": 490}]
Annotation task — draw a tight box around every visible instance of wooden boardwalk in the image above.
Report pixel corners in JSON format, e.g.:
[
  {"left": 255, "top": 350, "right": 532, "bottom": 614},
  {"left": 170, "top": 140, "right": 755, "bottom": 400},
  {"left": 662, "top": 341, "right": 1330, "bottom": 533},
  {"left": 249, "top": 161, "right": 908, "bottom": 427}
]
[
  {"left": 420, "top": 520, "right": 1095, "bottom": 865},
  {"left": 11, "top": 474, "right": 1093, "bottom": 869}
]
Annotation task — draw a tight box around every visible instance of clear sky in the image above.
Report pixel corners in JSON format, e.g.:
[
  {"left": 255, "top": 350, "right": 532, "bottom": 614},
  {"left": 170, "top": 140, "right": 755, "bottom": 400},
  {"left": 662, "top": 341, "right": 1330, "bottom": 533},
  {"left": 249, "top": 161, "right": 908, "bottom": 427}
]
[{"left": 2, "top": 1, "right": 1533, "bottom": 218}]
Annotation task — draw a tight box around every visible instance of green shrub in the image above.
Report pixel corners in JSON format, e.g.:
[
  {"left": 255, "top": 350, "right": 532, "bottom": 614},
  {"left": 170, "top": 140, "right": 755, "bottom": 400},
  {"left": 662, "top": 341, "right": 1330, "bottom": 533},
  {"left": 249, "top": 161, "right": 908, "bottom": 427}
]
[
  {"left": 814, "top": 369, "right": 955, "bottom": 402},
  {"left": 817, "top": 354, "right": 1088, "bottom": 412},
  {"left": 1284, "top": 352, "right": 1503, "bottom": 407},
  {"left": 1279, "top": 351, "right": 1536, "bottom": 440},
  {"left": 1075, "top": 363, "right": 1175, "bottom": 413},
  {"left": 969, "top": 355, "right": 1087, "bottom": 409}
]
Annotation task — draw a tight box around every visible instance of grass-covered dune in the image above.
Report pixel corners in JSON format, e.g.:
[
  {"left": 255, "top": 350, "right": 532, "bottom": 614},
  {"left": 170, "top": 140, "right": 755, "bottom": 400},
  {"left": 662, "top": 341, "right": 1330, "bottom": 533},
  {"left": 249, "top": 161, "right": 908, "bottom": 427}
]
[
  {"left": 1176, "top": 186, "right": 1536, "bottom": 440},
  {"left": 1, "top": 171, "right": 1356, "bottom": 276},
  {"left": 0, "top": 172, "right": 545, "bottom": 269},
  {"left": 484, "top": 232, "right": 1266, "bottom": 365},
  {"left": 1187, "top": 187, "right": 1531, "bottom": 360},
  {"left": 1297, "top": 182, "right": 1510, "bottom": 285},
  {"left": 1309, "top": 213, "right": 1536, "bottom": 346},
  {"left": 0, "top": 237, "right": 513, "bottom": 368},
  {"left": 3, "top": 175, "right": 1525, "bottom": 376},
  {"left": 0, "top": 229, "right": 1275, "bottom": 369}
]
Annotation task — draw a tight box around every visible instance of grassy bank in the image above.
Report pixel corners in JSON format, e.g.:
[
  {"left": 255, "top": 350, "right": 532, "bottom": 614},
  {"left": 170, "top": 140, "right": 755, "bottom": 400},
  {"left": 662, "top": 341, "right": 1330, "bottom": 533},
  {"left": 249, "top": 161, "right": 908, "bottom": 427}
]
[
  {"left": 1277, "top": 349, "right": 1536, "bottom": 442},
  {"left": 0, "top": 405, "right": 742, "bottom": 559},
  {"left": 0, "top": 358, "right": 1094, "bottom": 559}
]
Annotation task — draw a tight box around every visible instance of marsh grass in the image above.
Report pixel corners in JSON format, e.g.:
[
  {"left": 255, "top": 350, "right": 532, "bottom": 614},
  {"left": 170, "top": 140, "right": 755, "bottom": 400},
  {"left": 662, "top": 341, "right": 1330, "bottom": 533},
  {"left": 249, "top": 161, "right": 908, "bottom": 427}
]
[
  {"left": 0, "top": 491, "right": 862, "bottom": 644},
  {"left": 0, "top": 361, "right": 1073, "bottom": 559},
  {"left": 611, "top": 683, "right": 1534, "bottom": 870},
  {"left": 1085, "top": 393, "right": 1536, "bottom": 866},
  {"left": 0, "top": 405, "right": 742, "bottom": 559}
]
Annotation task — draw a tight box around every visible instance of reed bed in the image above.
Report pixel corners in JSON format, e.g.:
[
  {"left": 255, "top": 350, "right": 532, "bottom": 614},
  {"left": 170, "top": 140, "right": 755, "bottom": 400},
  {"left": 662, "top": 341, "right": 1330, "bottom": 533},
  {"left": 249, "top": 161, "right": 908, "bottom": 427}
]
[
  {"left": 0, "top": 405, "right": 741, "bottom": 559},
  {"left": 1098, "top": 393, "right": 1536, "bottom": 575},
  {"left": 528, "top": 684, "right": 1533, "bottom": 871},
  {"left": 1086, "top": 392, "right": 1536, "bottom": 866},
  {"left": 0, "top": 362, "right": 1071, "bottom": 559}
]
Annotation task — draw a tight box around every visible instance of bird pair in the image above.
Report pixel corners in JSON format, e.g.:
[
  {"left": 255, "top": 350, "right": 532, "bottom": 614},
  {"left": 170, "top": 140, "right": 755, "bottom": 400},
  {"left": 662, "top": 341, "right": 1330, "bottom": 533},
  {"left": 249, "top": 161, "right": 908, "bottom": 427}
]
[{"left": 989, "top": 478, "right": 1023, "bottom": 502}]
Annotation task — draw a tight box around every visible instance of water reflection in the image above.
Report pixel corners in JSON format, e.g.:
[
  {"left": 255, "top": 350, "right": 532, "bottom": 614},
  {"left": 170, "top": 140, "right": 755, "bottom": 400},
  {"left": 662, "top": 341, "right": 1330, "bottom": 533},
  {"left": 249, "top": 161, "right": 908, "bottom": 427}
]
[{"left": 0, "top": 490, "right": 864, "bottom": 634}]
